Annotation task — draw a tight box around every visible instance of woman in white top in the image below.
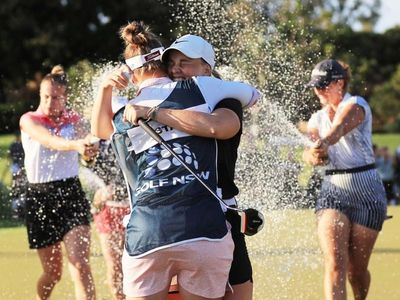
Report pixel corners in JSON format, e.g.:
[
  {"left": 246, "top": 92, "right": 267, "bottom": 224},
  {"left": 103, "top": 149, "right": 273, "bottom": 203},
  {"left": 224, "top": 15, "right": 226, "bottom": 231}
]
[
  {"left": 20, "top": 66, "right": 97, "bottom": 300},
  {"left": 303, "top": 59, "right": 387, "bottom": 300}
]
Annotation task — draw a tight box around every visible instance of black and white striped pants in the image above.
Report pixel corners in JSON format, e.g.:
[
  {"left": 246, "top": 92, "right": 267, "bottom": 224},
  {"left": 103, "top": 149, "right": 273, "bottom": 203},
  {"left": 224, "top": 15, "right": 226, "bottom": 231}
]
[{"left": 316, "top": 169, "right": 387, "bottom": 231}]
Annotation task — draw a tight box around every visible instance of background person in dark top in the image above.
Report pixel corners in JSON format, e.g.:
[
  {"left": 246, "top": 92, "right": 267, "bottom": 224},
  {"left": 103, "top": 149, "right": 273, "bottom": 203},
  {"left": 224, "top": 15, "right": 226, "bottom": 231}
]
[
  {"left": 9, "top": 132, "right": 28, "bottom": 220},
  {"left": 88, "top": 140, "right": 130, "bottom": 300}
]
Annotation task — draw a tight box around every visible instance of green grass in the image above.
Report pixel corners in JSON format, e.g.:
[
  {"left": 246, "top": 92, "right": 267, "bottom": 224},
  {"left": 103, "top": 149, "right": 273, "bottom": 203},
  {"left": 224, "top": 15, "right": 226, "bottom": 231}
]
[
  {"left": 0, "top": 225, "right": 109, "bottom": 300},
  {"left": 0, "top": 207, "right": 399, "bottom": 299},
  {"left": 0, "top": 133, "right": 399, "bottom": 298},
  {"left": 249, "top": 207, "right": 400, "bottom": 300},
  {"left": 372, "top": 133, "right": 400, "bottom": 153},
  {"left": 0, "top": 133, "right": 15, "bottom": 186}
]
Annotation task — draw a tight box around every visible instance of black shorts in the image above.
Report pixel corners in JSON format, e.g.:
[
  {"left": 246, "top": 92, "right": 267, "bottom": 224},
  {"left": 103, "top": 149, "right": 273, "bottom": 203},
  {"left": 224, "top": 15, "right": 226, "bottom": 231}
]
[
  {"left": 25, "top": 177, "right": 91, "bottom": 249},
  {"left": 225, "top": 209, "right": 253, "bottom": 285}
]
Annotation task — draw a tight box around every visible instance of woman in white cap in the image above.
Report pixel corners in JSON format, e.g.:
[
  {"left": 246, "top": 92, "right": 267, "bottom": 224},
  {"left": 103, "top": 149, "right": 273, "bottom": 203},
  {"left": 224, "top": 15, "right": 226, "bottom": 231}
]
[
  {"left": 303, "top": 59, "right": 387, "bottom": 300},
  {"left": 149, "top": 34, "right": 255, "bottom": 300},
  {"left": 91, "top": 21, "right": 260, "bottom": 300}
]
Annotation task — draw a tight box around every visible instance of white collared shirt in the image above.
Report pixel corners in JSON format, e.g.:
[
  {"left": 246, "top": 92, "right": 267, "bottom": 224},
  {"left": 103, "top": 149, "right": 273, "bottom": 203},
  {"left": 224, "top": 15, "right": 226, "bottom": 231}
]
[{"left": 308, "top": 93, "right": 375, "bottom": 169}]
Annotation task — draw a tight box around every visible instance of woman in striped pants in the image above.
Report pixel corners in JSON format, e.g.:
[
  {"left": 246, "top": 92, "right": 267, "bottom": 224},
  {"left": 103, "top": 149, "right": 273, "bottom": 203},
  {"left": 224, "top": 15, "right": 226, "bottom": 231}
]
[{"left": 303, "top": 59, "right": 387, "bottom": 300}]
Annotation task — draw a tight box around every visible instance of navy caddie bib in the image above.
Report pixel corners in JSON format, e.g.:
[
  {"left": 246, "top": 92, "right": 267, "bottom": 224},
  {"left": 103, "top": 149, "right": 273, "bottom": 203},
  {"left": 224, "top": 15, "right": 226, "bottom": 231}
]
[{"left": 111, "top": 79, "right": 228, "bottom": 257}]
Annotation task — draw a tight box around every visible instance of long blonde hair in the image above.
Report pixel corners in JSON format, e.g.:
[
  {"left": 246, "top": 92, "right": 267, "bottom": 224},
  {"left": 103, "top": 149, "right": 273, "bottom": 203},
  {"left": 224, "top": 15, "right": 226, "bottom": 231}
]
[{"left": 338, "top": 61, "right": 351, "bottom": 92}]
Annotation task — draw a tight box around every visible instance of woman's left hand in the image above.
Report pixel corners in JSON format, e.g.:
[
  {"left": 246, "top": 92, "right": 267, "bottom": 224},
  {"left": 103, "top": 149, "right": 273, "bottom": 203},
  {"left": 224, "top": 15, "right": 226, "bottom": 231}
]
[{"left": 92, "top": 185, "right": 114, "bottom": 212}]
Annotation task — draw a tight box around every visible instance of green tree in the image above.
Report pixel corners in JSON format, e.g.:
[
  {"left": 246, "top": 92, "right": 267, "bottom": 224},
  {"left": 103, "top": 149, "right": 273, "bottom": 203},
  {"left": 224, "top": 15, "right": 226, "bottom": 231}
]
[
  {"left": 1, "top": 0, "right": 400, "bottom": 133},
  {"left": 0, "top": 0, "right": 176, "bottom": 132},
  {"left": 370, "top": 64, "right": 400, "bottom": 131},
  {"left": 0, "top": 0, "right": 174, "bottom": 102}
]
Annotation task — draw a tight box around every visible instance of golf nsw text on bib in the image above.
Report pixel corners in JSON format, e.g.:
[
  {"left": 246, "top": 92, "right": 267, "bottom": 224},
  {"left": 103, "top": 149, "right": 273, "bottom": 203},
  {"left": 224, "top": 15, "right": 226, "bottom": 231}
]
[{"left": 112, "top": 77, "right": 259, "bottom": 257}]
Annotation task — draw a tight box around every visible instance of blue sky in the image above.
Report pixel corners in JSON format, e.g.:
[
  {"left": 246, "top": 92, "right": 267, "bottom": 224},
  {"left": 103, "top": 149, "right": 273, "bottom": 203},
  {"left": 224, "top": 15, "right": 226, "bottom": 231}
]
[{"left": 375, "top": 0, "right": 400, "bottom": 32}]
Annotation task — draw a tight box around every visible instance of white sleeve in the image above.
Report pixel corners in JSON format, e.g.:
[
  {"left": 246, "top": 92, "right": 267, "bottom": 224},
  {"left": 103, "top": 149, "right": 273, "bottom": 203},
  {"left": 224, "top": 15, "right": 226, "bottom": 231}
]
[
  {"left": 307, "top": 112, "right": 320, "bottom": 131},
  {"left": 194, "top": 76, "right": 261, "bottom": 110},
  {"left": 112, "top": 95, "right": 129, "bottom": 113},
  {"left": 339, "top": 95, "right": 371, "bottom": 122},
  {"left": 353, "top": 96, "right": 369, "bottom": 111},
  {"left": 349, "top": 95, "right": 372, "bottom": 125}
]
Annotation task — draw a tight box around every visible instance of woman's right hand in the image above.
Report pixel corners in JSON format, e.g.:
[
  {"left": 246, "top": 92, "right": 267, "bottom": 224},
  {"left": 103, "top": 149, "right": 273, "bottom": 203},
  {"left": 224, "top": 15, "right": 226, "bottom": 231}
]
[
  {"left": 303, "top": 145, "right": 329, "bottom": 166},
  {"left": 101, "top": 66, "right": 131, "bottom": 90},
  {"left": 74, "top": 139, "right": 98, "bottom": 159}
]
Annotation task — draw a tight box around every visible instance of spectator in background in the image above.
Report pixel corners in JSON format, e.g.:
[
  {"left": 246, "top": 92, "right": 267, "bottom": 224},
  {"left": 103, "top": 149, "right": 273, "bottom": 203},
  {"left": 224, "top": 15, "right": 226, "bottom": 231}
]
[
  {"left": 90, "top": 140, "right": 130, "bottom": 300},
  {"left": 376, "top": 146, "right": 395, "bottom": 205},
  {"left": 392, "top": 146, "right": 400, "bottom": 205},
  {"left": 9, "top": 132, "right": 28, "bottom": 220},
  {"left": 372, "top": 143, "right": 378, "bottom": 158},
  {"left": 9, "top": 132, "right": 25, "bottom": 174}
]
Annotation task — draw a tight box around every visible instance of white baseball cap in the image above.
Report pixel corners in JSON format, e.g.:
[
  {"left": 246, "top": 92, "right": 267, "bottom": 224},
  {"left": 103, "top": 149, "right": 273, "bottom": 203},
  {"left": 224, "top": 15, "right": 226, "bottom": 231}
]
[{"left": 161, "top": 34, "right": 215, "bottom": 68}]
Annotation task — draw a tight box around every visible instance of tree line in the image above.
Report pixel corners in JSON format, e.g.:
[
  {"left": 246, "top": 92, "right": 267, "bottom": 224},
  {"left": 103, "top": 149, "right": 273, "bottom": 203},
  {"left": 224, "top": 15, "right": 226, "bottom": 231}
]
[{"left": 1, "top": 0, "right": 399, "bottom": 133}]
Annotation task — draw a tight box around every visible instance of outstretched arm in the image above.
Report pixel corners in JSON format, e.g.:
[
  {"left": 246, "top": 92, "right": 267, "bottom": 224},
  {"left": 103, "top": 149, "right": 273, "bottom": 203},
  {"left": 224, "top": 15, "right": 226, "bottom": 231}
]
[
  {"left": 20, "top": 114, "right": 94, "bottom": 158},
  {"left": 195, "top": 76, "right": 261, "bottom": 110}
]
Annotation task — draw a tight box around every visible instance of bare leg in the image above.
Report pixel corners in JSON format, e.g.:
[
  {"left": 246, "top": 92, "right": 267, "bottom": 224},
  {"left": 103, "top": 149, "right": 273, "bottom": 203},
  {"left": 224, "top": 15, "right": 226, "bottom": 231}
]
[
  {"left": 223, "top": 281, "right": 252, "bottom": 300},
  {"left": 317, "top": 209, "right": 351, "bottom": 300},
  {"left": 167, "top": 293, "right": 181, "bottom": 300},
  {"left": 347, "top": 223, "right": 379, "bottom": 300},
  {"left": 36, "top": 243, "right": 63, "bottom": 300},
  {"left": 98, "top": 230, "right": 125, "bottom": 300},
  {"left": 179, "top": 285, "right": 222, "bottom": 300},
  {"left": 166, "top": 275, "right": 180, "bottom": 299},
  {"left": 126, "top": 286, "right": 169, "bottom": 300},
  {"left": 126, "top": 284, "right": 221, "bottom": 300},
  {"left": 64, "top": 225, "right": 96, "bottom": 300}
]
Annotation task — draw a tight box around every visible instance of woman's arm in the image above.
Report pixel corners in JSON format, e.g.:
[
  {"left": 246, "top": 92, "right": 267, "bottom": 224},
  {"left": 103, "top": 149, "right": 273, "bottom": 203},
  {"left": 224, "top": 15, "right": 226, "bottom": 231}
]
[
  {"left": 156, "top": 107, "right": 240, "bottom": 139},
  {"left": 91, "top": 68, "right": 129, "bottom": 139},
  {"left": 322, "top": 103, "right": 365, "bottom": 146},
  {"left": 91, "top": 85, "right": 114, "bottom": 139},
  {"left": 20, "top": 114, "right": 88, "bottom": 154},
  {"left": 123, "top": 99, "right": 242, "bottom": 140},
  {"left": 196, "top": 76, "right": 261, "bottom": 110}
]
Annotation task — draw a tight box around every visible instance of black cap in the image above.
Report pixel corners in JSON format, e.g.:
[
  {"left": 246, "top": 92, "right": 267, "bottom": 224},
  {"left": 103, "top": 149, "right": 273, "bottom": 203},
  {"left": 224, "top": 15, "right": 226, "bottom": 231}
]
[{"left": 306, "top": 59, "right": 346, "bottom": 88}]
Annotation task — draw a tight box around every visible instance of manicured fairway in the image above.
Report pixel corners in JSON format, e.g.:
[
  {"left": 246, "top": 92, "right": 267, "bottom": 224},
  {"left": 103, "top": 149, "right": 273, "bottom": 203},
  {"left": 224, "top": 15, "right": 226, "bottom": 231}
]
[
  {"left": 1, "top": 206, "right": 399, "bottom": 299},
  {"left": 248, "top": 206, "right": 400, "bottom": 300}
]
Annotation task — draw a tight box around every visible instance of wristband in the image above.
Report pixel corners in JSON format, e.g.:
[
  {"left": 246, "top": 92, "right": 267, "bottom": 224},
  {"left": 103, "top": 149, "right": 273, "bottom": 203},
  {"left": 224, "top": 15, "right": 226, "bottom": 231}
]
[
  {"left": 145, "top": 105, "right": 160, "bottom": 121},
  {"left": 320, "top": 139, "right": 330, "bottom": 148}
]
